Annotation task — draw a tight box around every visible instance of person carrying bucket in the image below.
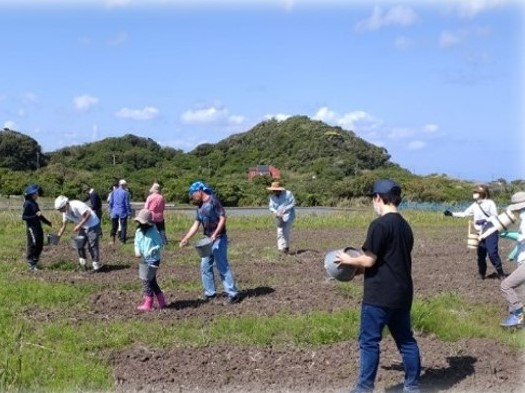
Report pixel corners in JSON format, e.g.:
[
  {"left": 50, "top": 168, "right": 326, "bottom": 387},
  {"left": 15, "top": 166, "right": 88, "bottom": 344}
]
[
  {"left": 499, "top": 192, "right": 525, "bottom": 328},
  {"left": 22, "top": 184, "right": 52, "bottom": 271},
  {"left": 444, "top": 184, "right": 506, "bottom": 280},
  {"left": 134, "top": 208, "right": 167, "bottom": 311},
  {"left": 179, "top": 181, "right": 241, "bottom": 304},
  {"left": 335, "top": 179, "right": 421, "bottom": 393},
  {"left": 267, "top": 181, "right": 296, "bottom": 255},
  {"left": 54, "top": 195, "right": 102, "bottom": 272}
]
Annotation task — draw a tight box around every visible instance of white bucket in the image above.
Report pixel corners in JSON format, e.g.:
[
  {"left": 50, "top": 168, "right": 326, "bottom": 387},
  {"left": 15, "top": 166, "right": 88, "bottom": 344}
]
[
  {"left": 138, "top": 263, "right": 158, "bottom": 281},
  {"left": 324, "top": 246, "right": 363, "bottom": 282},
  {"left": 71, "top": 235, "right": 86, "bottom": 250},
  {"left": 195, "top": 237, "right": 213, "bottom": 258}
]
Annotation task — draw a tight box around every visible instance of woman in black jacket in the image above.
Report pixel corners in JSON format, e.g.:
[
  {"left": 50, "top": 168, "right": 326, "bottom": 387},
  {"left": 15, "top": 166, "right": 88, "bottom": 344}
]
[{"left": 22, "top": 184, "right": 52, "bottom": 271}]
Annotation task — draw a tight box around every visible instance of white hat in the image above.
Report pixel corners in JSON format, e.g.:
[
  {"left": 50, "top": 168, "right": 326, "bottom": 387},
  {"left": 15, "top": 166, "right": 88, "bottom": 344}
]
[
  {"left": 149, "top": 183, "right": 160, "bottom": 193},
  {"left": 119, "top": 179, "right": 127, "bottom": 186},
  {"left": 54, "top": 195, "right": 69, "bottom": 210},
  {"left": 508, "top": 191, "right": 525, "bottom": 212}
]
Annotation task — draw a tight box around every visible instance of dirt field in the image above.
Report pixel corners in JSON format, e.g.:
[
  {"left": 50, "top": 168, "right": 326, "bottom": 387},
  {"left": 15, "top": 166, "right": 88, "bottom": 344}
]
[{"left": 29, "top": 223, "right": 524, "bottom": 393}]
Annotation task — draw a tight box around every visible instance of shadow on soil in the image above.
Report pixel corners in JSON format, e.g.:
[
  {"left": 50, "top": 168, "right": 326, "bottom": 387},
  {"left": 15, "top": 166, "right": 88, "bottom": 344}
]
[
  {"left": 383, "top": 355, "right": 476, "bottom": 393},
  {"left": 167, "top": 286, "right": 276, "bottom": 310}
]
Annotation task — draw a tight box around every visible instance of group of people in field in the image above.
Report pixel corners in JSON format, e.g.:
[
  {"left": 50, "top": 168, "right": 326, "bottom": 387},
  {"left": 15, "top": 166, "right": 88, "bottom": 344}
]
[{"left": 21, "top": 177, "right": 525, "bottom": 393}]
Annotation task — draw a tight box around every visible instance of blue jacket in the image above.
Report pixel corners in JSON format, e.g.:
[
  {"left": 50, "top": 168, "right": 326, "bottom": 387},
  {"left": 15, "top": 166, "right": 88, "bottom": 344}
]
[{"left": 109, "top": 187, "right": 132, "bottom": 219}]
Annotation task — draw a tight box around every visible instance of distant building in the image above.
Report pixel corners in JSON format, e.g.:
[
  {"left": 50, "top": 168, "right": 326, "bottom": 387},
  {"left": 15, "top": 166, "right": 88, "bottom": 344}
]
[{"left": 248, "top": 165, "right": 281, "bottom": 180}]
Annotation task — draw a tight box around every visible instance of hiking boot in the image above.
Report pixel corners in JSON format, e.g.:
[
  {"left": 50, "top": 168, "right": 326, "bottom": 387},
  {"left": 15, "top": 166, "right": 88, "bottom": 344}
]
[
  {"left": 496, "top": 267, "right": 508, "bottom": 280},
  {"left": 500, "top": 309, "right": 524, "bottom": 327}
]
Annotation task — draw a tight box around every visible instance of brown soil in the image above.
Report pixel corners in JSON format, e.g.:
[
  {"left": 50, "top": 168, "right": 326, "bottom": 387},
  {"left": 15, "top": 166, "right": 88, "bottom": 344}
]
[{"left": 31, "top": 224, "right": 524, "bottom": 393}]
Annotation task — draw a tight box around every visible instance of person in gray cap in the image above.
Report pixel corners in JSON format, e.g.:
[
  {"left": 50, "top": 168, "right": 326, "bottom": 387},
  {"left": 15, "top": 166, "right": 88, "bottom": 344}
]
[
  {"left": 335, "top": 179, "right": 421, "bottom": 393},
  {"left": 500, "top": 191, "right": 525, "bottom": 328}
]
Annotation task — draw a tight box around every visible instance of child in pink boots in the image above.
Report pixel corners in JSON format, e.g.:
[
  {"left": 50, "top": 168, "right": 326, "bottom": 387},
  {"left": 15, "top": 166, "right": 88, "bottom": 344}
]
[{"left": 134, "top": 208, "right": 167, "bottom": 311}]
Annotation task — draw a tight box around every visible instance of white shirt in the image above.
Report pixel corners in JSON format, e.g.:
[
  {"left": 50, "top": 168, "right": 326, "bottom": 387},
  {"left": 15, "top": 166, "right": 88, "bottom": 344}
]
[
  {"left": 63, "top": 200, "right": 100, "bottom": 229},
  {"left": 452, "top": 199, "right": 498, "bottom": 233},
  {"left": 516, "top": 212, "right": 525, "bottom": 264}
]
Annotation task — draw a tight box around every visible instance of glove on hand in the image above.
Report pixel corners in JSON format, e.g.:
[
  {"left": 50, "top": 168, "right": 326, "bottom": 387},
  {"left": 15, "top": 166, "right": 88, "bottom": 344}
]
[{"left": 443, "top": 210, "right": 453, "bottom": 217}]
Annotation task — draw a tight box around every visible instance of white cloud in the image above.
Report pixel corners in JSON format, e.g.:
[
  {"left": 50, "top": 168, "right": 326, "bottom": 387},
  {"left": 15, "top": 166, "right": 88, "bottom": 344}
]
[
  {"left": 23, "top": 92, "right": 38, "bottom": 104},
  {"left": 423, "top": 124, "right": 439, "bottom": 134},
  {"left": 439, "top": 31, "right": 464, "bottom": 48},
  {"left": 265, "top": 113, "right": 292, "bottom": 121},
  {"left": 313, "top": 107, "right": 381, "bottom": 132},
  {"left": 115, "top": 106, "right": 160, "bottom": 120},
  {"left": 180, "top": 104, "right": 245, "bottom": 126},
  {"left": 388, "top": 127, "right": 414, "bottom": 139},
  {"left": 454, "top": 0, "right": 507, "bottom": 19},
  {"left": 3, "top": 120, "right": 16, "bottom": 129},
  {"left": 355, "top": 5, "right": 418, "bottom": 32},
  {"left": 74, "top": 94, "right": 99, "bottom": 112},
  {"left": 407, "top": 140, "right": 426, "bottom": 150}
]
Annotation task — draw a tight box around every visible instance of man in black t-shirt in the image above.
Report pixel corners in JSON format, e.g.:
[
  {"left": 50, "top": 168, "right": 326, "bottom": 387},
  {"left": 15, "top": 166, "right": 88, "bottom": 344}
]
[{"left": 336, "top": 179, "right": 421, "bottom": 393}]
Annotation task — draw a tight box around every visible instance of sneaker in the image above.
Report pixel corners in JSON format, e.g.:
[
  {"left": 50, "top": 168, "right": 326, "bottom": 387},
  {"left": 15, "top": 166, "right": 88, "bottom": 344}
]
[
  {"left": 500, "top": 312, "right": 524, "bottom": 327},
  {"left": 228, "top": 294, "right": 242, "bottom": 304},
  {"left": 199, "top": 294, "right": 217, "bottom": 302}
]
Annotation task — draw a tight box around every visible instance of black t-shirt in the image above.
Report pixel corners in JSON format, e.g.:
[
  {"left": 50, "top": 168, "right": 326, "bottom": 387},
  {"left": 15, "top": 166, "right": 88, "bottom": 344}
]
[{"left": 362, "top": 212, "right": 414, "bottom": 309}]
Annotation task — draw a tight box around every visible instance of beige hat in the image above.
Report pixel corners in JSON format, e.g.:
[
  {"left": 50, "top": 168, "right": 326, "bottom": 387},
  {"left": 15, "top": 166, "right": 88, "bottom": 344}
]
[
  {"left": 134, "top": 208, "right": 154, "bottom": 225},
  {"left": 149, "top": 183, "right": 160, "bottom": 193},
  {"left": 119, "top": 179, "right": 127, "bottom": 186},
  {"left": 508, "top": 191, "right": 525, "bottom": 212},
  {"left": 266, "top": 181, "right": 285, "bottom": 191}
]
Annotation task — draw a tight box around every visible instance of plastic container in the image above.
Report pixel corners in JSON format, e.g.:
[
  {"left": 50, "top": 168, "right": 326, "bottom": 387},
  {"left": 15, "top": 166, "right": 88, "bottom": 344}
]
[
  {"left": 47, "top": 234, "right": 59, "bottom": 245},
  {"left": 195, "top": 237, "right": 213, "bottom": 258},
  {"left": 324, "top": 246, "right": 363, "bottom": 281},
  {"left": 71, "top": 235, "right": 86, "bottom": 250},
  {"left": 139, "top": 262, "right": 158, "bottom": 281}
]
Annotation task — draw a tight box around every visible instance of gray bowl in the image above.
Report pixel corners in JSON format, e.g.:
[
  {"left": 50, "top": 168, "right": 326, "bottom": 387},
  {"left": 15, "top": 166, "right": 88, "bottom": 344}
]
[
  {"left": 324, "top": 247, "right": 363, "bottom": 281},
  {"left": 195, "top": 237, "right": 213, "bottom": 258}
]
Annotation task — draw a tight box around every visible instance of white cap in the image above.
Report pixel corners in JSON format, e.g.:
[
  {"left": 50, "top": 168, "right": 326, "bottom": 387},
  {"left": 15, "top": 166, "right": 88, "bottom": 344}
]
[
  {"left": 54, "top": 195, "right": 69, "bottom": 210},
  {"left": 119, "top": 179, "right": 127, "bottom": 186}
]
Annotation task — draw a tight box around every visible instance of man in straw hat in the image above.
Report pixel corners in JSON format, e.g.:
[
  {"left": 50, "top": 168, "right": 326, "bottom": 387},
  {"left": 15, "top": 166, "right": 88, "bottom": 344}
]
[
  {"left": 335, "top": 178, "right": 421, "bottom": 393},
  {"left": 267, "top": 181, "right": 296, "bottom": 254},
  {"left": 500, "top": 191, "right": 525, "bottom": 327},
  {"left": 444, "top": 184, "right": 506, "bottom": 280}
]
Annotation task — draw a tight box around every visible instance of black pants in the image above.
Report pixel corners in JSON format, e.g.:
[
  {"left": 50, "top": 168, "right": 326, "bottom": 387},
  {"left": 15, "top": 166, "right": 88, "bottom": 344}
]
[
  {"left": 110, "top": 216, "right": 128, "bottom": 243},
  {"left": 142, "top": 276, "right": 162, "bottom": 297},
  {"left": 477, "top": 230, "right": 503, "bottom": 276},
  {"left": 26, "top": 226, "right": 43, "bottom": 266}
]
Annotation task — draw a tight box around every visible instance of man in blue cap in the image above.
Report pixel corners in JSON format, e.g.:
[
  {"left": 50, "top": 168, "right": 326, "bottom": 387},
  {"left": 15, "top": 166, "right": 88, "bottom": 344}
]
[
  {"left": 22, "top": 184, "right": 52, "bottom": 271},
  {"left": 336, "top": 179, "right": 421, "bottom": 393},
  {"left": 179, "top": 181, "right": 241, "bottom": 304}
]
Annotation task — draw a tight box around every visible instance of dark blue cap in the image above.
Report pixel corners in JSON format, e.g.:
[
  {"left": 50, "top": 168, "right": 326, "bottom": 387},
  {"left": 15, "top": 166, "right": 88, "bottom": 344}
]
[
  {"left": 367, "top": 179, "right": 401, "bottom": 196},
  {"left": 24, "top": 184, "right": 40, "bottom": 196},
  {"left": 188, "top": 181, "right": 212, "bottom": 195}
]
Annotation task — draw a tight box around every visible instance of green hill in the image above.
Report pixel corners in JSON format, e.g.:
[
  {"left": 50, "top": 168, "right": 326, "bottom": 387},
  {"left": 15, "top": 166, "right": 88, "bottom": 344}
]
[{"left": 0, "top": 118, "right": 522, "bottom": 206}]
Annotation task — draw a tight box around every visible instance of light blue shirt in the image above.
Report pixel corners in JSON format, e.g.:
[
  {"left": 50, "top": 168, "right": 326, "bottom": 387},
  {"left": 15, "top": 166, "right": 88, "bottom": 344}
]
[
  {"left": 269, "top": 190, "right": 296, "bottom": 223},
  {"left": 134, "top": 226, "right": 163, "bottom": 265}
]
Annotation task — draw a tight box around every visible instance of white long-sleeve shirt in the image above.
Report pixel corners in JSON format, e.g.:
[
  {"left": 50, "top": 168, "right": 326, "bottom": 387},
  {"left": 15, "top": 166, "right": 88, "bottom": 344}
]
[{"left": 452, "top": 199, "right": 498, "bottom": 233}]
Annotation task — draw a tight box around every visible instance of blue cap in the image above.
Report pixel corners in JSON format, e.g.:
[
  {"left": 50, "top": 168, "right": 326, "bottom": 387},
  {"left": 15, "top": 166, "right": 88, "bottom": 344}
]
[
  {"left": 188, "top": 181, "right": 212, "bottom": 195},
  {"left": 367, "top": 179, "right": 401, "bottom": 196},
  {"left": 24, "top": 184, "right": 40, "bottom": 196}
]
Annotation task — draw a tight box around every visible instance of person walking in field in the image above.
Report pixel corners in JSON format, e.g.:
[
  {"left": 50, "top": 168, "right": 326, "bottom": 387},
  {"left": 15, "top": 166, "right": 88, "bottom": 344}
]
[
  {"left": 54, "top": 195, "right": 102, "bottom": 272},
  {"left": 267, "top": 181, "right": 296, "bottom": 254},
  {"left": 335, "top": 179, "right": 421, "bottom": 393},
  {"left": 144, "top": 182, "right": 167, "bottom": 245},
  {"left": 134, "top": 208, "right": 167, "bottom": 311},
  {"left": 109, "top": 179, "right": 132, "bottom": 244},
  {"left": 499, "top": 191, "right": 525, "bottom": 327},
  {"left": 179, "top": 181, "right": 241, "bottom": 304},
  {"left": 82, "top": 184, "right": 103, "bottom": 236},
  {"left": 22, "top": 184, "right": 52, "bottom": 271},
  {"left": 444, "top": 184, "right": 506, "bottom": 279}
]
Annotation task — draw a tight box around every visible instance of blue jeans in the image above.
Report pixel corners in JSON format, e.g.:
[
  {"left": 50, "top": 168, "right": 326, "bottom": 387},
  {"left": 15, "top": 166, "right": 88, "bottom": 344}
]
[
  {"left": 354, "top": 303, "right": 421, "bottom": 393},
  {"left": 477, "top": 230, "right": 502, "bottom": 276},
  {"left": 200, "top": 235, "right": 238, "bottom": 298}
]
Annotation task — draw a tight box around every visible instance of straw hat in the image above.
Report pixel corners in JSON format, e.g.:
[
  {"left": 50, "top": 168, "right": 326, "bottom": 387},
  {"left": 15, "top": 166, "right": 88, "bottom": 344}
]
[
  {"left": 266, "top": 181, "right": 285, "bottom": 191},
  {"left": 508, "top": 191, "right": 525, "bottom": 212},
  {"left": 134, "top": 208, "right": 154, "bottom": 225}
]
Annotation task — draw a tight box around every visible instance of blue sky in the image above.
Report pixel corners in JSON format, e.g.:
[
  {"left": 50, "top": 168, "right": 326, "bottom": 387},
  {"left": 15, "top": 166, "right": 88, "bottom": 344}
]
[{"left": 0, "top": 0, "right": 523, "bottom": 182}]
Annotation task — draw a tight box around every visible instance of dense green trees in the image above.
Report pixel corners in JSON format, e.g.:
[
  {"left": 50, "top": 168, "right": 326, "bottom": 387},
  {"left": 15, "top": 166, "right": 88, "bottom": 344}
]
[{"left": 0, "top": 118, "right": 522, "bottom": 206}]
